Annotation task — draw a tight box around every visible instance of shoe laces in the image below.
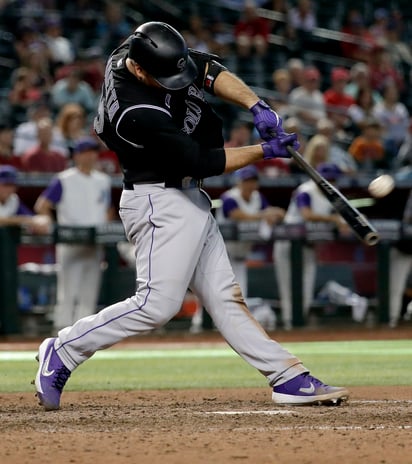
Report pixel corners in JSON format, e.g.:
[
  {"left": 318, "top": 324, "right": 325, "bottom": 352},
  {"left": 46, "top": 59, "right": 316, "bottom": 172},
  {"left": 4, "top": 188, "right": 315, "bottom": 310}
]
[
  {"left": 306, "top": 373, "right": 328, "bottom": 388},
  {"left": 52, "top": 366, "right": 71, "bottom": 392}
]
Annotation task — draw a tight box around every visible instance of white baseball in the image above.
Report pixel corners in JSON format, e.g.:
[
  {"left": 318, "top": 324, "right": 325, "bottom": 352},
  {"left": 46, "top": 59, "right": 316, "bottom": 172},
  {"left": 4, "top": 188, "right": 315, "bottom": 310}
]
[{"left": 367, "top": 174, "right": 395, "bottom": 198}]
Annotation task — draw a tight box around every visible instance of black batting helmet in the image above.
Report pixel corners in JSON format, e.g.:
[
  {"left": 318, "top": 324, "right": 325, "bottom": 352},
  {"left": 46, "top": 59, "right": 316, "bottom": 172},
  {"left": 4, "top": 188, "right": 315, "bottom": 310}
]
[{"left": 128, "top": 22, "right": 198, "bottom": 90}]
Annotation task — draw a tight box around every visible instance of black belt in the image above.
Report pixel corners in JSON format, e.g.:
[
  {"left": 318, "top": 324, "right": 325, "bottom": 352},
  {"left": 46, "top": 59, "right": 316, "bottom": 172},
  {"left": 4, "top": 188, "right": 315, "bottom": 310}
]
[
  {"left": 123, "top": 180, "right": 162, "bottom": 189},
  {"left": 123, "top": 179, "right": 203, "bottom": 190}
]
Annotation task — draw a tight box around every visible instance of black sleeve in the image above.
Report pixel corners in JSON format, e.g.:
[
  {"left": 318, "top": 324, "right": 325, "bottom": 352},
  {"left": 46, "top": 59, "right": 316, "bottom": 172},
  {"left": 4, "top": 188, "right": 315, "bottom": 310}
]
[{"left": 117, "top": 107, "right": 226, "bottom": 179}]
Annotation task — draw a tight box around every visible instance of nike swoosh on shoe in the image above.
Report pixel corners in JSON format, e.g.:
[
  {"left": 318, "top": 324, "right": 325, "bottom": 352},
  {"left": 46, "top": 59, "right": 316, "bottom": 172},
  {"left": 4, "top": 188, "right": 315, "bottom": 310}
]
[
  {"left": 41, "top": 348, "right": 55, "bottom": 377},
  {"left": 299, "top": 382, "right": 315, "bottom": 394}
]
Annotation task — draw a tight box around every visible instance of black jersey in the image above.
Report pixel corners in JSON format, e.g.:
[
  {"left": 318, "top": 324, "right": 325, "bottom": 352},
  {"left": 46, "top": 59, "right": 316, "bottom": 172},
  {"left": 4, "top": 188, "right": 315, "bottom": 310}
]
[{"left": 94, "top": 36, "right": 226, "bottom": 185}]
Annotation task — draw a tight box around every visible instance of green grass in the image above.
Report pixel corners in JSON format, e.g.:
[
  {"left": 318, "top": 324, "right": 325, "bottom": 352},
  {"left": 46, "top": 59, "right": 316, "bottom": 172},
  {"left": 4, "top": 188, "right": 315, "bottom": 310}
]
[{"left": 1, "top": 340, "right": 411, "bottom": 393}]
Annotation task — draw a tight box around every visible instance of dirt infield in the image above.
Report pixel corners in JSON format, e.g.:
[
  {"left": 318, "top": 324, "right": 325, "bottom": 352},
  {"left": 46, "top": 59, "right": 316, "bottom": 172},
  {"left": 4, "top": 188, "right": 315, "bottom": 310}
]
[{"left": 1, "top": 326, "right": 411, "bottom": 464}]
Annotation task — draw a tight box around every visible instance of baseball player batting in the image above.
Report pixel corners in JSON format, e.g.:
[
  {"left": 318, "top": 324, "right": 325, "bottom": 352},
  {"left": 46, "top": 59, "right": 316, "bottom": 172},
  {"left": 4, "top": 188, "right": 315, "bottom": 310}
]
[{"left": 34, "top": 21, "right": 349, "bottom": 410}]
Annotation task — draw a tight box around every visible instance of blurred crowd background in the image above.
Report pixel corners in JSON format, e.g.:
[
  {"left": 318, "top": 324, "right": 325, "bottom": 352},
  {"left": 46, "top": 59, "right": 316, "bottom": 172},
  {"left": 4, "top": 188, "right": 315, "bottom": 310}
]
[{"left": 1, "top": 0, "right": 412, "bottom": 180}]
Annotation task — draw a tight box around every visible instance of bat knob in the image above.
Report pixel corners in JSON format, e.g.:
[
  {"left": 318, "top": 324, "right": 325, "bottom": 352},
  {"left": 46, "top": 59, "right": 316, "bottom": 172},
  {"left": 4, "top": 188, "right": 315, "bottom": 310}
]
[{"left": 364, "top": 231, "right": 379, "bottom": 246}]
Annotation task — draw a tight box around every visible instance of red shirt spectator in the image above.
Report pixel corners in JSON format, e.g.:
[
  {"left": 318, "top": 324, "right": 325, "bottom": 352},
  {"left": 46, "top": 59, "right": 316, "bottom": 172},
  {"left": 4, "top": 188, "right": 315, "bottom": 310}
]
[
  {"left": 324, "top": 68, "right": 355, "bottom": 134},
  {"left": 340, "top": 9, "right": 377, "bottom": 62},
  {"left": 368, "top": 45, "right": 405, "bottom": 94},
  {"left": 234, "top": 1, "right": 270, "bottom": 57},
  {"left": 21, "top": 148, "right": 67, "bottom": 173},
  {"left": 20, "top": 118, "right": 68, "bottom": 173}
]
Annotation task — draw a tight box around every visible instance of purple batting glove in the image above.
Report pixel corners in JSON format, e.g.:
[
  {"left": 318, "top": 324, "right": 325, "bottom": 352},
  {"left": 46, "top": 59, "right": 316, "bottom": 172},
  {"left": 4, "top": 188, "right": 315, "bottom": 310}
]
[
  {"left": 249, "top": 100, "right": 282, "bottom": 141},
  {"left": 261, "top": 132, "right": 300, "bottom": 159}
]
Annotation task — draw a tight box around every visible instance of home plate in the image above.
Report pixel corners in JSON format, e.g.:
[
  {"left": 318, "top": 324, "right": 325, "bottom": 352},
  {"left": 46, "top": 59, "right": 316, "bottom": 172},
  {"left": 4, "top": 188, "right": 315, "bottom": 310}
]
[{"left": 204, "top": 410, "right": 296, "bottom": 416}]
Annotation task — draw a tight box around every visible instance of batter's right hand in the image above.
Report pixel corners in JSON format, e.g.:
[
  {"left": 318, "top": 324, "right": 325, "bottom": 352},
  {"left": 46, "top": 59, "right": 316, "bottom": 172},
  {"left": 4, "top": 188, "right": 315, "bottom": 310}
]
[{"left": 261, "top": 132, "right": 300, "bottom": 159}]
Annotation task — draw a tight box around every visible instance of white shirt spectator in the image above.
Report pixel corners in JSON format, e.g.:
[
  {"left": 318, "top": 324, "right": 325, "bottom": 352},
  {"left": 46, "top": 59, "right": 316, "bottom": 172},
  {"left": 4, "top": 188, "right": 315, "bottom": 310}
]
[
  {"left": 289, "top": 79, "right": 326, "bottom": 136},
  {"left": 51, "top": 70, "right": 97, "bottom": 117}
]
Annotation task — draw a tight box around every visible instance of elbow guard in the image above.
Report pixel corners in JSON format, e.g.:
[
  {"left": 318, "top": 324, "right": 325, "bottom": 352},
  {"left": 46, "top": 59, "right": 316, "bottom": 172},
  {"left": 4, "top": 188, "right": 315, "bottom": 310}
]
[{"left": 204, "top": 60, "right": 228, "bottom": 95}]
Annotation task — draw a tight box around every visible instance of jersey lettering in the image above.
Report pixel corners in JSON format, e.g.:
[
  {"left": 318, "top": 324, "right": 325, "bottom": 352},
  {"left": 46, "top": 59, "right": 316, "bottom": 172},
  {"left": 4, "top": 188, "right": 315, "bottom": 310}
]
[
  {"left": 93, "top": 99, "right": 104, "bottom": 134},
  {"left": 107, "top": 89, "right": 120, "bottom": 121},
  {"left": 187, "top": 84, "right": 205, "bottom": 102},
  {"left": 104, "top": 58, "right": 120, "bottom": 122},
  {"left": 183, "top": 100, "right": 202, "bottom": 134},
  {"left": 165, "top": 94, "right": 171, "bottom": 109}
]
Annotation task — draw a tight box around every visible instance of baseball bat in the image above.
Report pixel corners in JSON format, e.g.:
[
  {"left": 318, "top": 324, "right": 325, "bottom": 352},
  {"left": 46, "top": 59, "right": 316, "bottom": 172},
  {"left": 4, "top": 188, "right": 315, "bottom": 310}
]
[{"left": 286, "top": 145, "right": 379, "bottom": 246}]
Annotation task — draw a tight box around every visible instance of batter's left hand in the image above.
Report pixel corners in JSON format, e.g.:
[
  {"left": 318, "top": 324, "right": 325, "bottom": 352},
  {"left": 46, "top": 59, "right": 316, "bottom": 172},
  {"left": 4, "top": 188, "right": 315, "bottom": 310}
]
[
  {"left": 249, "top": 100, "right": 282, "bottom": 141},
  {"left": 261, "top": 132, "right": 300, "bottom": 159}
]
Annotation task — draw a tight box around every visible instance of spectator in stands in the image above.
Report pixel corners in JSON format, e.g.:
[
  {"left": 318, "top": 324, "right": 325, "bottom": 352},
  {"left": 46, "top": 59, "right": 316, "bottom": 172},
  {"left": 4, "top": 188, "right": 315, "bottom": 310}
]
[
  {"left": 0, "top": 124, "right": 21, "bottom": 169},
  {"left": 20, "top": 117, "right": 68, "bottom": 173},
  {"left": 286, "top": 0, "right": 317, "bottom": 50},
  {"left": 347, "top": 86, "right": 377, "bottom": 135},
  {"left": 344, "top": 62, "right": 382, "bottom": 103},
  {"left": 0, "top": 165, "right": 51, "bottom": 234},
  {"left": 261, "top": 0, "right": 293, "bottom": 66},
  {"left": 24, "top": 35, "right": 54, "bottom": 94},
  {"left": 182, "top": 15, "right": 212, "bottom": 54},
  {"left": 234, "top": 0, "right": 270, "bottom": 87},
  {"left": 368, "top": 45, "right": 405, "bottom": 96},
  {"left": 54, "top": 47, "right": 105, "bottom": 94},
  {"left": 268, "top": 68, "right": 292, "bottom": 118},
  {"left": 383, "top": 19, "right": 412, "bottom": 82},
  {"left": 339, "top": 9, "right": 376, "bottom": 62},
  {"left": 94, "top": 1, "right": 132, "bottom": 56},
  {"left": 13, "top": 19, "right": 49, "bottom": 68},
  {"left": 284, "top": 116, "right": 307, "bottom": 154},
  {"left": 276, "top": 116, "right": 308, "bottom": 177},
  {"left": 372, "top": 80, "right": 410, "bottom": 162},
  {"left": 323, "top": 67, "right": 355, "bottom": 142},
  {"left": 43, "top": 14, "right": 75, "bottom": 74},
  {"left": 234, "top": 0, "right": 270, "bottom": 57},
  {"left": 207, "top": 13, "right": 235, "bottom": 61},
  {"left": 13, "top": 100, "right": 68, "bottom": 158},
  {"left": 288, "top": 65, "right": 326, "bottom": 137},
  {"left": 55, "top": 103, "right": 89, "bottom": 156},
  {"left": 273, "top": 162, "right": 352, "bottom": 330},
  {"left": 368, "top": 8, "right": 389, "bottom": 41},
  {"left": 34, "top": 135, "right": 113, "bottom": 332},
  {"left": 262, "top": 0, "right": 290, "bottom": 33},
  {"left": 50, "top": 68, "right": 97, "bottom": 120},
  {"left": 303, "top": 133, "right": 330, "bottom": 168},
  {"left": 315, "top": 118, "right": 357, "bottom": 174},
  {"left": 390, "top": 8, "right": 408, "bottom": 41},
  {"left": 224, "top": 121, "right": 254, "bottom": 148},
  {"left": 347, "top": 117, "right": 387, "bottom": 172},
  {"left": 7, "top": 66, "right": 44, "bottom": 126},
  {"left": 61, "top": 0, "right": 101, "bottom": 52},
  {"left": 286, "top": 57, "right": 304, "bottom": 88}
]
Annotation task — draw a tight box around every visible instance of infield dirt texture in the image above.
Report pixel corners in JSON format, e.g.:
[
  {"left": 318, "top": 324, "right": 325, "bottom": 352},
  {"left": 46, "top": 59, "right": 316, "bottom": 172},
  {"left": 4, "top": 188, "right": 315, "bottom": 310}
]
[{"left": 1, "top": 326, "right": 411, "bottom": 464}]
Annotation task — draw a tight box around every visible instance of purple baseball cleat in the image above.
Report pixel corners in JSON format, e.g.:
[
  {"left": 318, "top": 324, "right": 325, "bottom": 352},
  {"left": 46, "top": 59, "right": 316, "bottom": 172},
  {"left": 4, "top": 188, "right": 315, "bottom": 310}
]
[
  {"left": 34, "top": 338, "right": 71, "bottom": 411},
  {"left": 272, "top": 373, "right": 349, "bottom": 406}
]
